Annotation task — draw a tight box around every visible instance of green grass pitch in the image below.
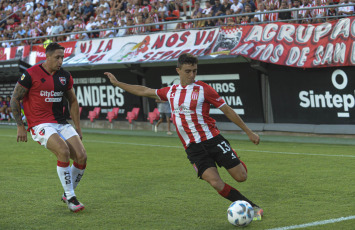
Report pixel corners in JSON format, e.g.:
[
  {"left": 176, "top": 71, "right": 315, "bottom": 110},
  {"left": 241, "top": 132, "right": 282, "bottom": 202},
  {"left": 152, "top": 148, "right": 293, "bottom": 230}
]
[{"left": 0, "top": 125, "right": 354, "bottom": 230}]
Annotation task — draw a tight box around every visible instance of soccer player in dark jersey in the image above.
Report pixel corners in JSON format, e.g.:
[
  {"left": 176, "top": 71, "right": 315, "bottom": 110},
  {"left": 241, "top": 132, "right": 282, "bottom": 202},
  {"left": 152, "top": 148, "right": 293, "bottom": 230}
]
[
  {"left": 10, "top": 43, "right": 87, "bottom": 213},
  {"left": 104, "top": 53, "right": 264, "bottom": 220}
]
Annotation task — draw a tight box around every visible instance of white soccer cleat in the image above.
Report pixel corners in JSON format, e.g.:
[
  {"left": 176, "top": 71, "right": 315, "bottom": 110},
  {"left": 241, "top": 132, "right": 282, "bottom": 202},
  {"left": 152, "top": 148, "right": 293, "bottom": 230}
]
[{"left": 66, "top": 196, "right": 85, "bottom": 213}]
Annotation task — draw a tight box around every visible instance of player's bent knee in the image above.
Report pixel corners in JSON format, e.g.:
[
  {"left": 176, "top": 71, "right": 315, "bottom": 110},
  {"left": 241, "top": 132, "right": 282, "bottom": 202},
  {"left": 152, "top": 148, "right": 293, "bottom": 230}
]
[
  {"left": 56, "top": 146, "right": 71, "bottom": 159},
  {"left": 77, "top": 151, "right": 87, "bottom": 164},
  {"left": 236, "top": 172, "right": 247, "bottom": 182}
]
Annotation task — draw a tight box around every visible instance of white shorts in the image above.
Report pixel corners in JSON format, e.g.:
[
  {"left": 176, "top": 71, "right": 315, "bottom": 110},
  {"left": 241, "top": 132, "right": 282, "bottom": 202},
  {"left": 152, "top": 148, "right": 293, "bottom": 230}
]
[{"left": 30, "top": 123, "right": 78, "bottom": 148}]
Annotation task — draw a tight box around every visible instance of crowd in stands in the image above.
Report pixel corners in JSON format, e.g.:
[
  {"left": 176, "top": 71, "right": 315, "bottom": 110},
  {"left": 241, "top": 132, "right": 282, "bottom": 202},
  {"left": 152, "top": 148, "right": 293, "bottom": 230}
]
[{"left": 0, "top": 0, "right": 354, "bottom": 46}]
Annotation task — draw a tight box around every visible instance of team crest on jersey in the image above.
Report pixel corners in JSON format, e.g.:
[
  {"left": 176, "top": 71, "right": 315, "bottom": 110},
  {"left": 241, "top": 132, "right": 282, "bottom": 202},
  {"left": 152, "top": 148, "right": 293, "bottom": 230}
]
[
  {"left": 59, "top": 77, "right": 66, "bottom": 85},
  {"left": 170, "top": 92, "right": 175, "bottom": 98},
  {"left": 20, "top": 74, "right": 25, "bottom": 81},
  {"left": 191, "top": 90, "right": 199, "bottom": 100},
  {"left": 39, "top": 128, "right": 45, "bottom": 136}
]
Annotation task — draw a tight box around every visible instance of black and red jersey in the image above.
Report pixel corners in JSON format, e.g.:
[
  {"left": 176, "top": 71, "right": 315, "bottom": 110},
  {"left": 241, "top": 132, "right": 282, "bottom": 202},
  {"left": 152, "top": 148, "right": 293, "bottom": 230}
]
[{"left": 17, "top": 64, "right": 73, "bottom": 130}]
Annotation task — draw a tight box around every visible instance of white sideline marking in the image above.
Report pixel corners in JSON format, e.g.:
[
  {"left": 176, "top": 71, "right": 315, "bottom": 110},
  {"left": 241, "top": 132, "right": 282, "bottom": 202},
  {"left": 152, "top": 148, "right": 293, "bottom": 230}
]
[
  {"left": 86, "top": 140, "right": 355, "bottom": 158},
  {"left": 1, "top": 134, "right": 354, "bottom": 158},
  {"left": 267, "top": 215, "right": 355, "bottom": 230}
]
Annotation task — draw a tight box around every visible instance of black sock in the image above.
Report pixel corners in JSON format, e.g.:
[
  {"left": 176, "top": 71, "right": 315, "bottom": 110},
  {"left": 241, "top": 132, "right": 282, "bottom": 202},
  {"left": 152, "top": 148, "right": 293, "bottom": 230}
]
[{"left": 218, "top": 183, "right": 258, "bottom": 207}]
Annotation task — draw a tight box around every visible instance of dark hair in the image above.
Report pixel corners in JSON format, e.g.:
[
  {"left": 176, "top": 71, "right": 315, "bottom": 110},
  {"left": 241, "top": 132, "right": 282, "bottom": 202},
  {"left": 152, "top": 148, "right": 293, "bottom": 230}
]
[
  {"left": 45, "top": 42, "right": 64, "bottom": 54},
  {"left": 177, "top": 53, "right": 198, "bottom": 68}
]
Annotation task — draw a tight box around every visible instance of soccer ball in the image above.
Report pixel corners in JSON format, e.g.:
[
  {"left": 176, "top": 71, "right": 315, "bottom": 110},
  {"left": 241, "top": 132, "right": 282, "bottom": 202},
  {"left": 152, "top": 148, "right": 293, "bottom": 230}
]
[{"left": 227, "top": 200, "right": 254, "bottom": 227}]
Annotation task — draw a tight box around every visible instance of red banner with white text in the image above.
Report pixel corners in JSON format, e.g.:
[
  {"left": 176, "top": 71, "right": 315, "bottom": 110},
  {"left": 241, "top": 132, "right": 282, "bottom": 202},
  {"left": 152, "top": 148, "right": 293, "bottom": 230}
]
[
  {"left": 28, "top": 17, "right": 355, "bottom": 68},
  {"left": 214, "top": 17, "right": 355, "bottom": 68}
]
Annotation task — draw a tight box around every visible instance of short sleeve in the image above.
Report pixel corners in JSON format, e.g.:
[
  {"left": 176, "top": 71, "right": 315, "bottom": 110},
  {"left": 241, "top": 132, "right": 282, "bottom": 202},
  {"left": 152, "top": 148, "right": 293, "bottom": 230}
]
[
  {"left": 204, "top": 84, "right": 226, "bottom": 108},
  {"left": 156, "top": 86, "right": 170, "bottom": 101},
  {"left": 17, "top": 71, "right": 32, "bottom": 89},
  {"left": 67, "top": 74, "right": 74, "bottom": 90}
]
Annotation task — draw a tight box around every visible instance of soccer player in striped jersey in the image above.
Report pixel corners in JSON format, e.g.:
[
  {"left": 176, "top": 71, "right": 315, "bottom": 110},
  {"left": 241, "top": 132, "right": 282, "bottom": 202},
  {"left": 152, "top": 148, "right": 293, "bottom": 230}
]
[
  {"left": 11, "top": 43, "right": 87, "bottom": 213},
  {"left": 105, "top": 53, "right": 264, "bottom": 220}
]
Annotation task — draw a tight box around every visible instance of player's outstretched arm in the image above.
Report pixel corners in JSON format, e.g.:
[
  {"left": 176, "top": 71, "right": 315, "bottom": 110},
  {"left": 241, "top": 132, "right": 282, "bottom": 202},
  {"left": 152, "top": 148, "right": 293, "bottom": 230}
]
[
  {"left": 64, "top": 88, "right": 83, "bottom": 139},
  {"left": 105, "top": 72, "right": 159, "bottom": 99},
  {"left": 10, "top": 83, "right": 29, "bottom": 142},
  {"left": 219, "top": 104, "right": 260, "bottom": 145}
]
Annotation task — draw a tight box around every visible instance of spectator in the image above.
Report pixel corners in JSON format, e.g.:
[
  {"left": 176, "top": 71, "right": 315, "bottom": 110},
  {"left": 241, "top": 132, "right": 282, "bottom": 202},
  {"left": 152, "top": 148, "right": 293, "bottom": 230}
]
[
  {"left": 82, "top": 0, "right": 95, "bottom": 22},
  {"left": 265, "top": 4, "right": 279, "bottom": 21},
  {"left": 231, "top": 0, "right": 244, "bottom": 14},
  {"left": 193, "top": 11, "right": 206, "bottom": 27},
  {"left": 192, "top": 2, "right": 203, "bottom": 17},
  {"left": 176, "top": 16, "right": 193, "bottom": 29},
  {"left": 278, "top": 1, "right": 292, "bottom": 21},
  {"left": 106, "top": 20, "right": 116, "bottom": 37},
  {"left": 117, "top": 19, "right": 128, "bottom": 36},
  {"left": 142, "top": 0, "right": 153, "bottom": 12},
  {"left": 291, "top": 0, "right": 302, "bottom": 22},
  {"left": 338, "top": 0, "right": 354, "bottom": 17},
  {"left": 300, "top": 0, "right": 314, "bottom": 23},
  {"left": 254, "top": 3, "right": 267, "bottom": 22},
  {"left": 86, "top": 16, "right": 99, "bottom": 31},
  {"left": 34, "top": 3, "right": 44, "bottom": 14},
  {"left": 157, "top": 0, "right": 169, "bottom": 19},
  {"left": 0, "top": 96, "right": 7, "bottom": 120},
  {"left": 203, "top": 1, "right": 213, "bottom": 15},
  {"left": 1, "top": 36, "right": 13, "bottom": 48},
  {"left": 312, "top": 0, "right": 326, "bottom": 22},
  {"left": 211, "top": 0, "right": 223, "bottom": 16},
  {"left": 46, "top": 20, "right": 54, "bottom": 35},
  {"left": 326, "top": 0, "right": 338, "bottom": 21},
  {"left": 205, "top": 13, "right": 216, "bottom": 27},
  {"left": 245, "top": 0, "right": 257, "bottom": 11},
  {"left": 220, "top": 0, "right": 232, "bottom": 16},
  {"left": 64, "top": 19, "right": 75, "bottom": 33},
  {"left": 23, "top": 0, "right": 34, "bottom": 15}
]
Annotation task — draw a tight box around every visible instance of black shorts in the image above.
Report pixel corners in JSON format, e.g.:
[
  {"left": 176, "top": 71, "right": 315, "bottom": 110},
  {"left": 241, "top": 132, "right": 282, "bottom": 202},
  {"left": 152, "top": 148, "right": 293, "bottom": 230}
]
[{"left": 185, "top": 134, "right": 241, "bottom": 178}]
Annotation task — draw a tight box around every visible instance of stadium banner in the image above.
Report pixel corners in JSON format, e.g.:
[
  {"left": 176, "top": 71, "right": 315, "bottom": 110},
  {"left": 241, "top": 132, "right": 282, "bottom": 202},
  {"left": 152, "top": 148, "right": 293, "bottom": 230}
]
[
  {"left": 62, "top": 28, "right": 219, "bottom": 65},
  {"left": 70, "top": 69, "right": 142, "bottom": 120},
  {"left": 268, "top": 66, "right": 355, "bottom": 124},
  {"left": 27, "top": 17, "right": 355, "bottom": 68},
  {"left": 213, "top": 17, "right": 355, "bottom": 68},
  {"left": 32, "top": 41, "right": 76, "bottom": 64},
  {"left": 0, "top": 46, "right": 30, "bottom": 62}
]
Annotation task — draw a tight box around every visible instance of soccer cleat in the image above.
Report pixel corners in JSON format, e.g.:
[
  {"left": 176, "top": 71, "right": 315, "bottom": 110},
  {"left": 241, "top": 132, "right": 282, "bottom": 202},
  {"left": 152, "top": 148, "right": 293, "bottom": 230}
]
[
  {"left": 167, "top": 131, "right": 173, "bottom": 135},
  {"left": 253, "top": 206, "right": 264, "bottom": 221},
  {"left": 61, "top": 193, "right": 68, "bottom": 204},
  {"left": 67, "top": 196, "right": 85, "bottom": 213}
]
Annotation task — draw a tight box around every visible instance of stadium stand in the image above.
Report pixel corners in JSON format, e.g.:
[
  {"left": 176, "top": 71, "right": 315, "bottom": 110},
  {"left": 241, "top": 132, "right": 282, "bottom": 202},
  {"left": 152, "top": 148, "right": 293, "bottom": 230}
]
[{"left": 0, "top": 0, "right": 353, "bottom": 45}]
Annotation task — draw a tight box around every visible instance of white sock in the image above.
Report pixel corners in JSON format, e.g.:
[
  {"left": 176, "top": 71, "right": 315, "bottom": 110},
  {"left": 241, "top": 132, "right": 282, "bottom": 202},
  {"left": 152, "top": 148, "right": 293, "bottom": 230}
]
[
  {"left": 71, "top": 162, "right": 86, "bottom": 190},
  {"left": 10, "top": 112, "right": 14, "bottom": 119},
  {"left": 57, "top": 161, "right": 75, "bottom": 199}
]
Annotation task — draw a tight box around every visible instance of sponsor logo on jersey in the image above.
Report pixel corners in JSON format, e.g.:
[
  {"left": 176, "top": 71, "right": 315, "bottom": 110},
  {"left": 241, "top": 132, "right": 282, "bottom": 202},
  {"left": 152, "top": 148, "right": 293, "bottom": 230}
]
[
  {"left": 191, "top": 90, "right": 199, "bottom": 100},
  {"left": 59, "top": 77, "right": 66, "bottom": 85},
  {"left": 40, "top": 90, "right": 64, "bottom": 103},
  {"left": 21, "top": 74, "right": 25, "bottom": 81},
  {"left": 39, "top": 128, "right": 45, "bottom": 136},
  {"left": 173, "top": 105, "right": 195, "bottom": 115}
]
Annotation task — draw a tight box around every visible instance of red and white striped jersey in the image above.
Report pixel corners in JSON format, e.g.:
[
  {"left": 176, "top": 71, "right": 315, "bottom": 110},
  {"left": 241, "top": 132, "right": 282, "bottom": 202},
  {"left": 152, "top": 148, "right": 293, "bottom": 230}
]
[
  {"left": 266, "top": 12, "right": 279, "bottom": 21},
  {"left": 156, "top": 80, "right": 226, "bottom": 149}
]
